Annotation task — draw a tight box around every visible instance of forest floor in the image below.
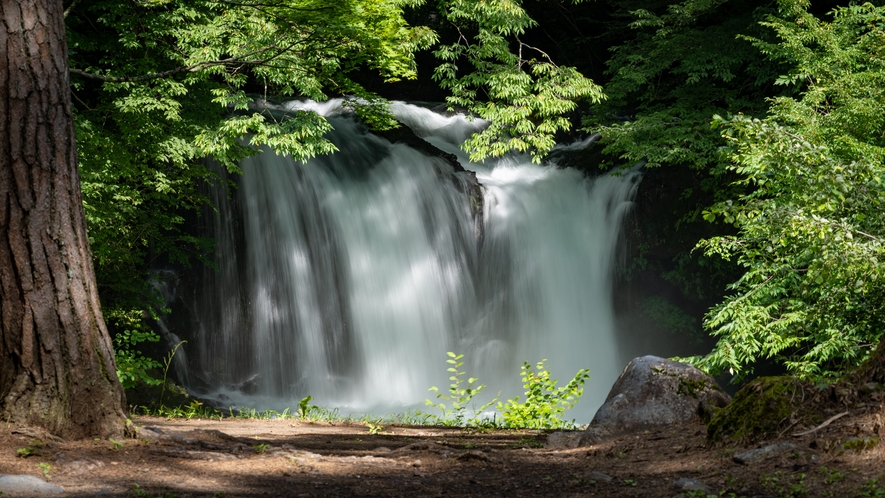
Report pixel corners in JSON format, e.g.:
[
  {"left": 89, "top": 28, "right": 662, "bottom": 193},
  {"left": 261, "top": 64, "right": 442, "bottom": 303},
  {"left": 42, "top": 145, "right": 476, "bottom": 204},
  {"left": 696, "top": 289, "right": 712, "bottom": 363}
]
[{"left": 1, "top": 410, "right": 885, "bottom": 497}]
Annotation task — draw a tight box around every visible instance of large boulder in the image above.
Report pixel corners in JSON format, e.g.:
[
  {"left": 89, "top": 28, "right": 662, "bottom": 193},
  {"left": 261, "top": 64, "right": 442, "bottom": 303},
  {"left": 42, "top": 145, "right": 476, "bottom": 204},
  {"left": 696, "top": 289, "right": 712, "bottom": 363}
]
[
  {"left": 548, "top": 355, "right": 729, "bottom": 448},
  {"left": 591, "top": 355, "right": 730, "bottom": 435}
]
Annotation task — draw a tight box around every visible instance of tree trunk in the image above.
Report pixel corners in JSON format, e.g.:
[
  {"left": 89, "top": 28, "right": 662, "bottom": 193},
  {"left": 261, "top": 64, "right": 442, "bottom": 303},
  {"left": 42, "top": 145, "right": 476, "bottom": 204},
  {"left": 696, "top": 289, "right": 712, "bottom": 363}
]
[{"left": 0, "top": 0, "right": 126, "bottom": 438}]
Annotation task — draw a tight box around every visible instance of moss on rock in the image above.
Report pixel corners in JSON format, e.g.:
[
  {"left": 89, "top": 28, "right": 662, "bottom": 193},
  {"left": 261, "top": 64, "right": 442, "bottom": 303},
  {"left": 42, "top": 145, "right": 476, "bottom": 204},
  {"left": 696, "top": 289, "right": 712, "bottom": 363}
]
[{"left": 706, "top": 376, "right": 820, "bottom": 442}]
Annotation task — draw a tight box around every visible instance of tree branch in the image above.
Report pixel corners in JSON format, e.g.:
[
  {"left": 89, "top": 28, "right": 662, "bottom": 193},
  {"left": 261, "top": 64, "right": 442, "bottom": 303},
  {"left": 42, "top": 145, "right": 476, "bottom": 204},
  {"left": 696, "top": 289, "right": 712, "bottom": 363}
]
[
  {"left": 69, "top": 46, "right": 281, "bottom": 83},
  {"left": 63, "top": 0, "right": 80, "bottom": 18},
  {"left": 210, "top": 0, "right": 334, "bottom": 11}
]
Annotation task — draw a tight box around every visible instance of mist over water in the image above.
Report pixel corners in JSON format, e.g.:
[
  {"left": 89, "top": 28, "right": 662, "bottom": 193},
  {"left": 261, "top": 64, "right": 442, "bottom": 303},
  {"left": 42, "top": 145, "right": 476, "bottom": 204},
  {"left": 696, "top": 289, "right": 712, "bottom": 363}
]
[{"left": 183, "top": 101, "right": 640, "bottom": 423}]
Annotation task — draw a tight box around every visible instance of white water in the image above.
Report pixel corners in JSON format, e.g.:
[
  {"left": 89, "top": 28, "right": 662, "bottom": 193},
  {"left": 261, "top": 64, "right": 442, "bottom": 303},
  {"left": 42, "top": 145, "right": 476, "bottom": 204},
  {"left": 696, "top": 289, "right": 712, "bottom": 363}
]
[{"left": 187, "top": 101, "right": 640, "bottom": 422}]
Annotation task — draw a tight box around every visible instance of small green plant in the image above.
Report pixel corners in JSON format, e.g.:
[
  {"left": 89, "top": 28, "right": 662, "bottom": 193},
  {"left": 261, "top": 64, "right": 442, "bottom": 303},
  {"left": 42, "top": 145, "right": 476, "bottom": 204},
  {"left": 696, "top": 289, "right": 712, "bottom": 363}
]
[
  {"left": 254, "top": 444, "right": 269, "bottom": 454},
  {"left": 497, "top": 360, "right": 589, "bottom": 429},
  {"left": 109, "top": 438, "right": 124, "bottom": 451},
  {"left": 821, "top": 466, "right": 847, "bottom": 485},
  {"left": 170, "top": 400, "right": 221, "bottom": 420},
  {"left": 36, "top": 462, "right": 51, "bottom": 479},
  {"left": 298, "top": 396, "right": 316, "bottom": 419},
  {"left": 622, "top": 479, "right": 637, "bottom": 487},
  {"left": 16, "top": 440, "right": 43, "bottom": 458},
  {"left": 365, "top": 422, "right": 385, "bottom": 435},
  {"left": 426, "top": 352, "right": 498, "bottom": 427},
  {"left": 760, "top": 471, "right": 807, "bottom": 498},
  {"left": 860, "top": 479, "right": 885, "bottom": 498},
  {"left": 114, "top": 329, "right": 163, "bottom": 389},
  {"left": 158, "top": 340, "right": 186, "bottom": 407}
]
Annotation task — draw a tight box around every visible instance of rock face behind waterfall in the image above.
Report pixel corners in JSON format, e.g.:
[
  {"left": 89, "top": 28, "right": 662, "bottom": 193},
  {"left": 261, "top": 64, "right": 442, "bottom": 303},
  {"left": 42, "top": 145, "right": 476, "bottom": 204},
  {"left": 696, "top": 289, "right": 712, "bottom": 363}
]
[
  {"left": 548, "top": 356, "right": 730, "bottom": 448},
  {"left": 374, "top": 121, "right": 484, "bottom": 237}
]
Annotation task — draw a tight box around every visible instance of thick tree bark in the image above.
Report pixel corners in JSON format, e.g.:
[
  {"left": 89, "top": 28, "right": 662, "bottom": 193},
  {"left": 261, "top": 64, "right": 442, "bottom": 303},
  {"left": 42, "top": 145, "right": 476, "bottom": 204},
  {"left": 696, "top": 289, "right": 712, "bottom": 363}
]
[{"left": 0, "top": 0, "right": 126, "bottom": 438}]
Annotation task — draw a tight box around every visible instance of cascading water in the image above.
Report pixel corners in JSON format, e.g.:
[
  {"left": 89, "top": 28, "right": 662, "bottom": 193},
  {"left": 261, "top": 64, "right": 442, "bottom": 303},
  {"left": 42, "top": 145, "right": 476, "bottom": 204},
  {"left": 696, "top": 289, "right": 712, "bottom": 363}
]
[{"left": 182, "top": 101, "right": 640, "bottom": 422}]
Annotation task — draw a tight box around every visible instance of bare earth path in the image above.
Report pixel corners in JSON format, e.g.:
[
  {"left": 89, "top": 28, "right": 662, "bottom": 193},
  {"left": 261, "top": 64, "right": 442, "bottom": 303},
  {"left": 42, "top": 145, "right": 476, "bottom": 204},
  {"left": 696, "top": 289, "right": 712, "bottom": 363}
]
[{"left": 1, "top": 412, "right": 884, "bottom": 497}]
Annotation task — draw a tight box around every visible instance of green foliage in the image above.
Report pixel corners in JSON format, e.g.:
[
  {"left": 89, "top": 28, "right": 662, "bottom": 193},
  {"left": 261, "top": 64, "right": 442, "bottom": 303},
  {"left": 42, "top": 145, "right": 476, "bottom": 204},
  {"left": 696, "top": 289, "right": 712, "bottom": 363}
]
[
  {"left": 639, "top": 295, "right": 701, "bottom": 342},
  {"left": 297, "top": 396, "right": 317, "bottom": 419},
  {"left": 579, "top": 0, "right": 782, "bottom": 363},
  {"left": 691, "top": 3, "right": 885, "bottom": 380},
  {"left": 426, "top": 352, "right": 498, "bottom": 427},
  {"left": 583, "top": 0, "right": 778, "bottom": 172},
  {"left": 16, "top": 440, "right": 43, "bottom": 458},
  {"left": 36, "top": 463, "right": 51, "bottom": 479},
  {"left": 760, "top": 471, "right": 808, "bottom": 498},
  {"left": 433, "top": 0, "right": 603, "bottom": 163},
  {"left": 365, "top": 422, "right": 385, "bottom": 434},
  {"left": 497, "top": 359, "right": 589, "bottom": 429},
  {"left": 425, "top": 354, "right": 591, "bottom": 429},
  {"left": 860, "top": 479, "right": 885, "bottom": 498},
  {"left": 820, "top": 466, "right": 848, "bottom": 485},
  {"left": 114, "top": 328, "right": 163, "bottom": 389}
]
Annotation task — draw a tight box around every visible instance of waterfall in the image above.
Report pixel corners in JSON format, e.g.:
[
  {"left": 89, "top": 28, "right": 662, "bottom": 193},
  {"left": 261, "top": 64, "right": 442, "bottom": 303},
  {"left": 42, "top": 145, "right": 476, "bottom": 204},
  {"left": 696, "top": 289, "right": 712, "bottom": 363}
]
[{"left": 184, "top": 101, "right": 640, "bottom": 422}]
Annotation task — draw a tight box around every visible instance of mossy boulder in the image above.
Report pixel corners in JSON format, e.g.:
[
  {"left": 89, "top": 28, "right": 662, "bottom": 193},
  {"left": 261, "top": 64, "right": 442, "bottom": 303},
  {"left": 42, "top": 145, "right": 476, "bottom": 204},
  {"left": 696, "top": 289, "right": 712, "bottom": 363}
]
[
  {"left": 588, "top": 356, "right": 731, "bottom": 436},
  {"left": 706, "top": 376, "right": 821, "bottom": 442}
]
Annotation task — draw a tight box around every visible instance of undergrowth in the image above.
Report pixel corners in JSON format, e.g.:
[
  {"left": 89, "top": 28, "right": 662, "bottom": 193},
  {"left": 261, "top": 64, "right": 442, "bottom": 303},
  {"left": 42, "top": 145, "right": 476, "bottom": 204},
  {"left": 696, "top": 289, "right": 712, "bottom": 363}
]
[{"left": 131, "top": 353, "right": 590, "bottom": 430}]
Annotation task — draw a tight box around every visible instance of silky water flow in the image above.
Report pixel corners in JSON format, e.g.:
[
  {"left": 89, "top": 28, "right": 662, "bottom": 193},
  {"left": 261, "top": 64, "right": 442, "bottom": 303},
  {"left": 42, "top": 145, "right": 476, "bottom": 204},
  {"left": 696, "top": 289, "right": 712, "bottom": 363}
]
[{"left": 173, "top": 101, "right": 641, "bottom": 423}]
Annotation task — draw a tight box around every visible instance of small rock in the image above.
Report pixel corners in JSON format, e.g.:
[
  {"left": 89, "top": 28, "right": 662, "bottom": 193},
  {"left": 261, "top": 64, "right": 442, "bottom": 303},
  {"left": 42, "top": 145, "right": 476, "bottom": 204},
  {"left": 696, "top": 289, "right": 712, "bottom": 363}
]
[
  {"left": 546, "top": 431, "right": 603, "bottom": 449},
  {"left": 579, "top": 471, "right": 614, "bottom": 483},
  {"left": 456, "top": 450, "right": 490, "bottom": 462},
  {"left": 137, "top": 427, "right": 163, "bottom": 439},
  {"left": 148, "top": 447, "right": 239, "bottom": 460},
  {"left": 0, "top": 474, "right": 65, "bottom": 496},
  {"left": 673, "top": 477, "right": 713, "bottom": 492},
  {"left": 400, "top": 443, "right": 431, "bottom": 451},
  {"left": 411, "top": 459, "right": 422, "bottom": 467},
  {"left": 733, "top": 442, "right": 797, "bottom": 464},
  {"left": 53, "top": 452, "right": 105, "bottom": 475},
  {"left": 373, "top": 447, "right": 391, "bottom": 453}
]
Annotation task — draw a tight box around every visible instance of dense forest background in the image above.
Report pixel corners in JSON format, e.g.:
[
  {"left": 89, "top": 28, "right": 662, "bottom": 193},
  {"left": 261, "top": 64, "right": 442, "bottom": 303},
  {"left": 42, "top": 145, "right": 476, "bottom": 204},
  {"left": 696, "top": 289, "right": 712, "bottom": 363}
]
[{"left": 65, "top": 0, "right": 885, "bottom": 393}]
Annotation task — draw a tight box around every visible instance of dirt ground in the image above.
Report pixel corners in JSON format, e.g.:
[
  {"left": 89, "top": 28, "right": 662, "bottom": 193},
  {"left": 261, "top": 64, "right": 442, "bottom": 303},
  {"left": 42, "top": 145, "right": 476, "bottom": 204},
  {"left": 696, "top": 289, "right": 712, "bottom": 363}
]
[{"left": 1, "top": 410, "right": 884, "bottom": 497}]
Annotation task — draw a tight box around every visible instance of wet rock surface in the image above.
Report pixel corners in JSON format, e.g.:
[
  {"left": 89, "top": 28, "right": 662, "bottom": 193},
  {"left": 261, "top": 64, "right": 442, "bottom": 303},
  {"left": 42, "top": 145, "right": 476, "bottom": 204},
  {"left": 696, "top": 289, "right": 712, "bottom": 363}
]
[
  {"left": 374, "top": 120, "right": 485, "bottom": 241},
  {"left": 733, "top": 442, "right": 799, "bottom": 464},
  {"left": 673, "top": 477, "right": 713, "bottom": 492}
]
